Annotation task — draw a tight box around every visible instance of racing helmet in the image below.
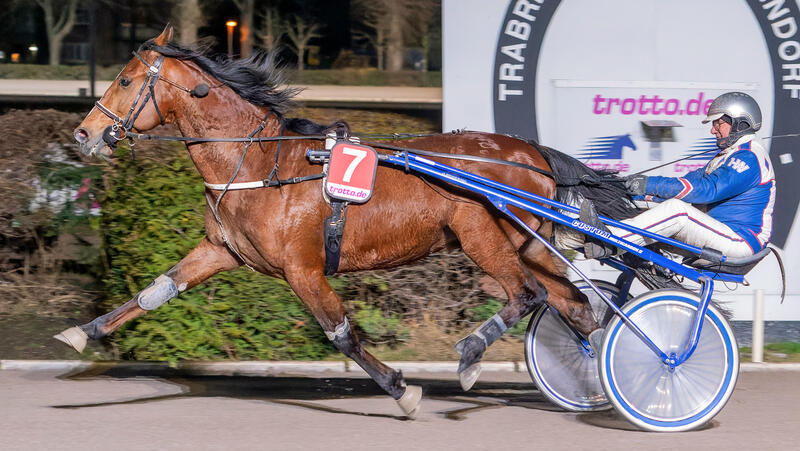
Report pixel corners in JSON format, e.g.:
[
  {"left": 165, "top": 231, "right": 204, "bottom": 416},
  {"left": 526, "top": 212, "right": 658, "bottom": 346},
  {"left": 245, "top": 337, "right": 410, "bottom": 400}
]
[{"left": 702, "top": 92, "right": 762, "bottom": 149}]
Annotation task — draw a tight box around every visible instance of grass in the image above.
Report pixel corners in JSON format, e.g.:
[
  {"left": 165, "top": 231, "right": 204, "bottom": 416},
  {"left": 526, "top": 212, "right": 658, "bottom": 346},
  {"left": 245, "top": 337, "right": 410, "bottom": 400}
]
[
  {"left": 739, "top": 342, "right": 800, "bottom": 363},
  {"left": 0, "top": 64, "right": 125, "bottom": 80},
  {"left": 0, "top": 64, "right": 442, "bottom": 87}
]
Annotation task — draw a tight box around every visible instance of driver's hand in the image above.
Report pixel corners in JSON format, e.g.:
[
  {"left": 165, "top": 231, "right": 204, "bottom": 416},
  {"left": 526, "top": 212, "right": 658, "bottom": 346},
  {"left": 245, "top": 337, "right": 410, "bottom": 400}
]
[{"left": 624, "top": 175, "right": 648, "bottom": 196}]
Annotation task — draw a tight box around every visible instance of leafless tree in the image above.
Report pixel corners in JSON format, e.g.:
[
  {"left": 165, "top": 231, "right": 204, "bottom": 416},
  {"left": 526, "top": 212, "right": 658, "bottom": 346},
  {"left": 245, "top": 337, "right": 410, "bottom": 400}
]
[
  {"left": 284, "top": 15, "right": 321, "bottom": 72},
  {"left": 351, "top": 0, "right": 390, "bottom": 71},
  {"left": 351, "top": 0, "right": 437, "bottom": 72},
  {"left": 254, "top": 5, "right": 282, "bottom": 54},
  {"left": 170, "top": 0, "right": 206, "bottom": 46},
  {"left": 231, "top": 0, "right": 254, "bottom": 57},
  {"left": 30, "top": 0, "right": 80, "bottom": 65}
]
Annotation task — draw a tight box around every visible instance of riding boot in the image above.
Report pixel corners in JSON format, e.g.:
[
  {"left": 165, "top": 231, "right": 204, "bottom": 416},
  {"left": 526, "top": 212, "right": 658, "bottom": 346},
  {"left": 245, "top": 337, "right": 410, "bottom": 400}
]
[{"left": 579, "top": 199, "right": 616, "bottom": 259}]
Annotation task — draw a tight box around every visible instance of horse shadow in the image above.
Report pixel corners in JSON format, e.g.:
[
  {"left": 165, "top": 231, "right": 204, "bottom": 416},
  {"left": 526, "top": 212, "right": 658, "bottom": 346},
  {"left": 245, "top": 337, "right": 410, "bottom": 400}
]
[{"left": 51, "top": 364, "right": 576, "bottom": 422}]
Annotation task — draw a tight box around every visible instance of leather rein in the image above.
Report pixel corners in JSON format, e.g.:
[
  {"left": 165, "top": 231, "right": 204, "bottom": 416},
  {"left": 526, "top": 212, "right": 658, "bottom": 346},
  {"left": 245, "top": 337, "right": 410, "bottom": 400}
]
[{"left": 98, "top": 51, "right": 556, "bottom": 188}]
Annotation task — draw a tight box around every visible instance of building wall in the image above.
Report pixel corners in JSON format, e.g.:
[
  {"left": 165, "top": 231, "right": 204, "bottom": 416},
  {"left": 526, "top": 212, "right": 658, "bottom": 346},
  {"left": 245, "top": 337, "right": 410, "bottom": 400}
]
[{"left": 443, "top": 0, "right": 800, "bottom": 320}]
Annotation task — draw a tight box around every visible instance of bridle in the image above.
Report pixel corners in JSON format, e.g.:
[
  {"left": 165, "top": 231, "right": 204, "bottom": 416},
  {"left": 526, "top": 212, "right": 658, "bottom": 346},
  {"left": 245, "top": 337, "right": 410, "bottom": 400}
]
[{"left": 94, "top": 52, "right": 168, "bottom": 148}]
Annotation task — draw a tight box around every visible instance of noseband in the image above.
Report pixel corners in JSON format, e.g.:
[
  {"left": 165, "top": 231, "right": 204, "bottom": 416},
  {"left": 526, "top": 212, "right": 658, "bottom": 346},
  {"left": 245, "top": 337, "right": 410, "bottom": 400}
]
[{"left": 94, "top": 52, "right": 167, "bottom": 147}]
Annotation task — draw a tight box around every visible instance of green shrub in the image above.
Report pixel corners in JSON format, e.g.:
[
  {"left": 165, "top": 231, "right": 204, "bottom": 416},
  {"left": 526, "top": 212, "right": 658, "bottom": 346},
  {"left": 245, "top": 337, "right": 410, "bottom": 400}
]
[
  {"left": 347, "top": 300, "right": 408, "bottom": 345},
  {"left": 101, "top": 143, "right": 332, "bottom": 361}
]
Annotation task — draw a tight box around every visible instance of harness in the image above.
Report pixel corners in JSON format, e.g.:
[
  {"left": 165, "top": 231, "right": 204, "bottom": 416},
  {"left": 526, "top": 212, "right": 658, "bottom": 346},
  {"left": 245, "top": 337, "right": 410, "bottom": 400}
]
[{"left": 102, "top": 50, "right": 557, "bottom": 274}]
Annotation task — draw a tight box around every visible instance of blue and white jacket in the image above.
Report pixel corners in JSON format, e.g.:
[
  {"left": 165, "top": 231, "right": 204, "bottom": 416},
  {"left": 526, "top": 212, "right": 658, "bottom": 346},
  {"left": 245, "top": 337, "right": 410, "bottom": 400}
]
[{"left": 640, "top": 134, "right": 776, "bottom": 252}]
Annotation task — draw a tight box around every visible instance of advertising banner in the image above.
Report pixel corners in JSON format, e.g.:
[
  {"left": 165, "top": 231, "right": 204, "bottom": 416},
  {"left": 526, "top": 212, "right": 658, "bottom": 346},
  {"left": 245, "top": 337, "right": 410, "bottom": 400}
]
[{"left": 443, "top": 0, "right": 800, "bottom": 319}]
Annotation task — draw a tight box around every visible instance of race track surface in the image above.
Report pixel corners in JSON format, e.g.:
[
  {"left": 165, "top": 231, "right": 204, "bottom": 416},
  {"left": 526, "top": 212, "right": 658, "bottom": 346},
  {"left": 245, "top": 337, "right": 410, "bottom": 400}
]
[{"left": 1, "top": 368, "right": 797, "bottom": 450}]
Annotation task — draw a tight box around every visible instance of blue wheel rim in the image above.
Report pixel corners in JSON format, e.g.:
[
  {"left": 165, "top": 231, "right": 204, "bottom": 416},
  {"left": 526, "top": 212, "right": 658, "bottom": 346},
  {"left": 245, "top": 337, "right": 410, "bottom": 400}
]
[{"left": 602, "top": 294, "right": 736, "bottom": 428}]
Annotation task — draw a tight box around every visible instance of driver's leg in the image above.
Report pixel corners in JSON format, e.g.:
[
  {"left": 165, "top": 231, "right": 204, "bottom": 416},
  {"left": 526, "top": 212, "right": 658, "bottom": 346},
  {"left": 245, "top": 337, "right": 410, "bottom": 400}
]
[{"left": 612, "top": 199, "right": 754, "bottom": 257}]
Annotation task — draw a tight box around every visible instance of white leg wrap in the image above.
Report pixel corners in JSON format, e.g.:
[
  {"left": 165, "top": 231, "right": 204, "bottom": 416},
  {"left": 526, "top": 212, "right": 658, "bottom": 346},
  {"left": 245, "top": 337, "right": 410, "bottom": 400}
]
[
  {"left": 325, "top": 318, "right": 350, "bottom": 341},
  {"left": 137, "top": 275, "right": 180, "bottom": 310}
]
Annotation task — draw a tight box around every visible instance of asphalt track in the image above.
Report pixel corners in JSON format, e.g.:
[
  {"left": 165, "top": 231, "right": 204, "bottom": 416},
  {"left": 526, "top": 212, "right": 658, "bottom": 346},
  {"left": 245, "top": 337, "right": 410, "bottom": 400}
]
[{"left": 1, "top": 366, "right": 798, "bottom": 450}]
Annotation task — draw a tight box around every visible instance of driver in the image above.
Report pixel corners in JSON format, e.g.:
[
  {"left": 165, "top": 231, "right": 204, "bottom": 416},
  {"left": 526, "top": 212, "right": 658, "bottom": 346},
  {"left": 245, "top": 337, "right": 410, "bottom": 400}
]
[{"left": 575, "top": 91, "right": 776, "bottom": 260}]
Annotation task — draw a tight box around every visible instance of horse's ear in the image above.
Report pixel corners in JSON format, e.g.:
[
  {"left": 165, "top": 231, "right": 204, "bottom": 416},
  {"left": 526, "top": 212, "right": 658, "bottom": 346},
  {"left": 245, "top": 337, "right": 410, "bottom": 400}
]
[{"left": 154, "top": 23, "right": 174, "bottom": 46}]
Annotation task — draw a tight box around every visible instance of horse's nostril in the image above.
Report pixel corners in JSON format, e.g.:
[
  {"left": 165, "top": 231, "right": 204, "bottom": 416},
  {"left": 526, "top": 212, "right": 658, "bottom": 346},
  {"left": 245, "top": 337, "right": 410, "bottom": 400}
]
[{"left": 74, "top": 128, "right": 89, "bottom": 144}]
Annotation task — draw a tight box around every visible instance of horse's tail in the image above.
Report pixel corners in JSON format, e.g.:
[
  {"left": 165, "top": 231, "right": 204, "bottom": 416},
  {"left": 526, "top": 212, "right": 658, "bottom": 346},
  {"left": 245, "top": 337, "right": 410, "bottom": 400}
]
[{"left": 532, "top": 141, "right": 639, "bottom": 220}]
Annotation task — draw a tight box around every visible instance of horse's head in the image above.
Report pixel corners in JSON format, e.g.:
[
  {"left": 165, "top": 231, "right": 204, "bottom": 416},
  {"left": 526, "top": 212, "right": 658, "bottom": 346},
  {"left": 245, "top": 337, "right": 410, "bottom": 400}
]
[{"left": 74, "top": 25, "right": 180, "bottom": 157}]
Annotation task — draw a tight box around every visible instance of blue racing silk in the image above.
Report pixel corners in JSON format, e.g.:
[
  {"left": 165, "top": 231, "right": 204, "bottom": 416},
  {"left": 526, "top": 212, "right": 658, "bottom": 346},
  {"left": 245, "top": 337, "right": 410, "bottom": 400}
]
[{"left": 638, "top": 135, "right": 776, "bottom": 252}]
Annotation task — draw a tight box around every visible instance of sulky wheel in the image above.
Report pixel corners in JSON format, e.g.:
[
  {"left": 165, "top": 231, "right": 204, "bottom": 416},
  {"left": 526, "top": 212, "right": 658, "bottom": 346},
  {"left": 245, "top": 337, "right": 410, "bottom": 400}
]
[
  {"left": 598, "top": 289, "right": 739, "bottom": 432},
  {"left": 524, "top": 280, "right": 627, "bottom": 412}
]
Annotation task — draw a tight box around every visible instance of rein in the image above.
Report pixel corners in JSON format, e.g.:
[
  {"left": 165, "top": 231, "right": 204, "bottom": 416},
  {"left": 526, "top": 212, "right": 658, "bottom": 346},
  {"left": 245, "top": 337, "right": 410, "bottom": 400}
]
[{"left": 362, "top": 141, "right": 555, "bottom": 179}]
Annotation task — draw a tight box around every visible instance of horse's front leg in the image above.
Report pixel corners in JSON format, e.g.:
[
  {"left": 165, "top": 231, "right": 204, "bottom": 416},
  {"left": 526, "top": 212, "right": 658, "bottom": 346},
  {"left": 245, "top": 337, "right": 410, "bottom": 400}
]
[
  {"left": 285, "top": 266, "right": 422, "bottom": 419},
  {"left": 54, "top": 237, "right": 241, "bottom": 353}
]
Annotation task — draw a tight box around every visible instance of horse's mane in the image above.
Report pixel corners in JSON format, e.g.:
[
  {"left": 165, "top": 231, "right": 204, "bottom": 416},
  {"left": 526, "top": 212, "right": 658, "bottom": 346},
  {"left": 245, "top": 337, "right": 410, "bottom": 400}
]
[
  {"left": 534, "top": 142, "right": 639, "bottom": 220},
  {"left": 140, "top": 39, "right": 300, "bottom": 115}
]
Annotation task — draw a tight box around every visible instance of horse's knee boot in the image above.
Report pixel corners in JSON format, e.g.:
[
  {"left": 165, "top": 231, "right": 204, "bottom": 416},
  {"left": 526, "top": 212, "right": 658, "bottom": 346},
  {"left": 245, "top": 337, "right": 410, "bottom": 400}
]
[
  {"left": 68, "top": 274, "right": 181, "bottom": 344},
  {"left": 135, "top": 275, "right": 180, "bottom": 310}
]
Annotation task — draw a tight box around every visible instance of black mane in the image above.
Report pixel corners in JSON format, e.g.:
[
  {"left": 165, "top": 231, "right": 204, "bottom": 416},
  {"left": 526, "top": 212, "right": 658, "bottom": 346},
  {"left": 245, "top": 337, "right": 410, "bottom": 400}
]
[
  {"left": 535, "top": 143, "right": 639, "bottom": 220},
  {"left": 140, "top": 39, "right": 300, "bottom": 115}
]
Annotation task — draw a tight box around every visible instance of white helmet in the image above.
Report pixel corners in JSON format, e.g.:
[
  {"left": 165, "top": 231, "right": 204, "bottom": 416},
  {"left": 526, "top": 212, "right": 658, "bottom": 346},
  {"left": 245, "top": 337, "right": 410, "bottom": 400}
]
[{"left": 702, "top": 92, "right": 762, "bottom": 149}]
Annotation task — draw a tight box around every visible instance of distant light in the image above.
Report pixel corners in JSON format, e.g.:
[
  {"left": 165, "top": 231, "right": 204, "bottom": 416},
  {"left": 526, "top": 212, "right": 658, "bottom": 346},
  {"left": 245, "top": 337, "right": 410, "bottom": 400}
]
[
  {"left": 28, "top": 45, "right": 38, "bottom": 52},
  {"left": 11, "top": 53, "right": 20, "bottom": 63},
  {"left": 226, "top": 21, "right": 237, "bottom": 27}
]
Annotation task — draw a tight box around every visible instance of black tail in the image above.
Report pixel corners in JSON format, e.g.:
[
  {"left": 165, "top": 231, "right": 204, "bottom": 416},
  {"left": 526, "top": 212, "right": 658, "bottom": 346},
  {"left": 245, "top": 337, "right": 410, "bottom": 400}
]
[{"left": 535, "top": 143, "right": 639, "bottom": 220}]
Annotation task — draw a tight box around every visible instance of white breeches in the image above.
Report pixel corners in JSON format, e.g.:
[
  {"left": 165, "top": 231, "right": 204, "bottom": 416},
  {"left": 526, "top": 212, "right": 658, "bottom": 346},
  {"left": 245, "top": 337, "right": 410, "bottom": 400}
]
[{"left": 555, "top": 199, "right": 755, "bottom": 258}]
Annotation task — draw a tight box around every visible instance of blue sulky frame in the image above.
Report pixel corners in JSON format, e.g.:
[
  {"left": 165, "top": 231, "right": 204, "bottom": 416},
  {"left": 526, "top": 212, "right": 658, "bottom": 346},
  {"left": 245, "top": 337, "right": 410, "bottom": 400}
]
[{"left": 309, "top": 148, "right": 744, "bottom": 369}]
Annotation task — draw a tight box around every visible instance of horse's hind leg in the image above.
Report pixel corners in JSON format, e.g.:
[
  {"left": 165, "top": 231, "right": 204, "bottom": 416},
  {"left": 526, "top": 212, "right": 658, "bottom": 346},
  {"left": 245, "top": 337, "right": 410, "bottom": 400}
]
[
  {"left": 519, "top": 235, "right": 600, "bottom": 335},
  {"left": 448, "top": 208, "right": 549, "bottom": 390},
  {"left": 54, "top": 238, "right": 241, "bottom": 353},
  {"left": 285, "top": 267, "right": 422, "bottom": 419}
]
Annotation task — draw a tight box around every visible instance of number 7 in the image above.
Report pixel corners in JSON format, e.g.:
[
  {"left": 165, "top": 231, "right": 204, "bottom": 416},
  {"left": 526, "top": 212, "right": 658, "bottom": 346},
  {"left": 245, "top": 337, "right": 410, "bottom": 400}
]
[{"left": 342, "top": 147, "right": 367, "bottom": 182}]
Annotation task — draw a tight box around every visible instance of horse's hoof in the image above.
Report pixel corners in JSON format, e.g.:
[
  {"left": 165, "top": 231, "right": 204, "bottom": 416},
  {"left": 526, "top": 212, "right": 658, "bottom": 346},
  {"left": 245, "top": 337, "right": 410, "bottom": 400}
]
[
  {"left": 397, "top": 385, "right": 422, "bottom": 419},
  {"left": 54, "top": 326, "right": 88, "bottom": 354},
  {"left": 459, "top": 363, "right": 481, "bottom": 391}
]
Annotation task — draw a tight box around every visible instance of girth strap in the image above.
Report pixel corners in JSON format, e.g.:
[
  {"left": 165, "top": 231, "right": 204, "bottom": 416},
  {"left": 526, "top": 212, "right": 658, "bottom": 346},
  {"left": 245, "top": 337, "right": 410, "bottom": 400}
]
[
  {"left": 323, "top": 127, "right": 352, "bottom": 275},
  {"left": 324, "top": 201, "right": 348, "bottom": 276}
]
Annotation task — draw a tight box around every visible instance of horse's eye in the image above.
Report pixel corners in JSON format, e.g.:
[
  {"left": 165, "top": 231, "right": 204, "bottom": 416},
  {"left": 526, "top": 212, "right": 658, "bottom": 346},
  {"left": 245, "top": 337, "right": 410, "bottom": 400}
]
[{"left": 119, "top": 77, "right": 131, "bottom": 87}]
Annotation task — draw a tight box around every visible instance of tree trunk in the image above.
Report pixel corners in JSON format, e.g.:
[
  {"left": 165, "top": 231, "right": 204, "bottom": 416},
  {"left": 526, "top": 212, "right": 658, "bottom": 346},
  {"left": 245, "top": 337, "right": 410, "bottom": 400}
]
[
  {"left": 36, "top": 0, "right": 77, "bottom": 66},
  {"left": 41, "top": 0, "right": 59, "bottom": 66},
  {"left": 173, "top": 0, "right": 203, "bottom": 46},
  {"left": 386, "top": 8, "right": 404, "bottom": 72},
  {"left": 297, "top": 43, "right": 305, "bottom": 71},
  {"left": 421, "top": 32, "right": 429, "bottom": 72},
  {"left": 238, "top": 0, "right": 254, "bottom": 58},
  {"left": 48, "top": 39, "right": 62, "bottom": 66}
]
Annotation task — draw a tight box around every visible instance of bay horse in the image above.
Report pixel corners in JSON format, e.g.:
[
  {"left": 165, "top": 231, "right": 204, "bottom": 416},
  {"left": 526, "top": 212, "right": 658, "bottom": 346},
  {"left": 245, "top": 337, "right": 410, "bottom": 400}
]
[{"left": 57, "top": 25, "right": 634, "bottom": 419}]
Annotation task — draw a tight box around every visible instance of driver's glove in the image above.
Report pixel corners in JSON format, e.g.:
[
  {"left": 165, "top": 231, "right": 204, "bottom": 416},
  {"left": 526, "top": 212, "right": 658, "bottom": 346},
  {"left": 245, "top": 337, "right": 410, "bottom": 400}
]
[{"left": 624, "top": 175, "right": 648, "bottom": 196}]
